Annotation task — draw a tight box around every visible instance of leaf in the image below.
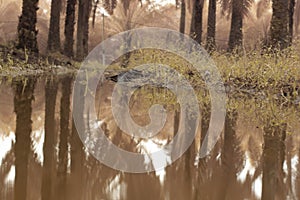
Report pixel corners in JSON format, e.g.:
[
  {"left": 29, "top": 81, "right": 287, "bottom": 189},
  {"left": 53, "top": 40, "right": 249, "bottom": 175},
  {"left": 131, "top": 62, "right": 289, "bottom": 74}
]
[{"left": 256, "top": 0, "right": 270, "bottom": 19}]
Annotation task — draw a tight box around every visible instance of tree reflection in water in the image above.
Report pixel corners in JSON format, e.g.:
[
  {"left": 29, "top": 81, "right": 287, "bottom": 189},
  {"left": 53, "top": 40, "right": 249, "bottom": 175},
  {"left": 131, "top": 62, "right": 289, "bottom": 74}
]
[
  {"left": 0, "top": 77, "right": 299, "bottom": 200},
  {"left": 13, "top": 78, "right": 36, "bottom": 200}
]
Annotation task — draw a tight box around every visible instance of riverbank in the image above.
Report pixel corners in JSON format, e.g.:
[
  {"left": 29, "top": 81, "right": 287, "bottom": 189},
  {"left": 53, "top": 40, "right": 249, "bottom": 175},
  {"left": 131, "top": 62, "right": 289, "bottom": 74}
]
[
  {"left": 0, "top": 44, "right": 78, "bottom": 77},
  {"left": 1, "top": 44, "right": 300, "bottom": 105}
]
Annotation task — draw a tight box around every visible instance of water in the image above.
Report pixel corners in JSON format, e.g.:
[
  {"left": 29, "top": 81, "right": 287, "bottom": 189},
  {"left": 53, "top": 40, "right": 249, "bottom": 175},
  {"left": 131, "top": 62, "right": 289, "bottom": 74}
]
[{"left": 0, "top": 75, "right": 300, "bottom": 200}]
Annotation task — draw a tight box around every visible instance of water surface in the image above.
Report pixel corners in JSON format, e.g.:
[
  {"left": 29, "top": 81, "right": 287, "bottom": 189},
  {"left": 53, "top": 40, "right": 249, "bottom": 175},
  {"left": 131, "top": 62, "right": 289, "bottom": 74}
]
[{"left": 0, "top": 75, "right": 300, "bottom": 200}]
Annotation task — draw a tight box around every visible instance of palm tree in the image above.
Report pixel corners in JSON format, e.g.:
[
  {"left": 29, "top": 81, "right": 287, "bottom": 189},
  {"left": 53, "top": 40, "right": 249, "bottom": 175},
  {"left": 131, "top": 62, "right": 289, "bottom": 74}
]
[
  {"left": 47, "top": 0, "right": 62, "bottom": 52},
  {"left": 103, "top": 0, "right": 118, "bottom": 14},
  {"left": 102, "top": 0, "right": 152, "bottom": 67},
  {"left": 180, "top": 0, "right": 186, "bottom": 34},
  {"left": 269, "top": 0, "right": 289, "bottom": 50},
  {"left": 222, "top": 0, "right": 253, "bottom": 52},
  {"left": 257, "top": 0, "right": 296, "bottom": 49},
  {"left": 64, "top": 0, "right": 77, "bottom": 57},
  {"left": 190, "top": 0, "right": 204, "bottom": 44},
  {"left": 295, "top": 0, "right": 300, "bottom": 36},
  {"left": 76, "top": 0, "right": 92, "bottom": 61},
  {"left": 206, "top": 0, "right": 216, "bottom": 52},
  {"left": 288, "top": 0, "right": 296, "bottom": 45},
  {"left": 121, "top": 0, "right": 130, "bottom": 14},
  {"left": 17, "top": 0, "right": 39, "bottom": 53},
  {"left": 228, "top": 0, "right": 243, "bottom": 52}
]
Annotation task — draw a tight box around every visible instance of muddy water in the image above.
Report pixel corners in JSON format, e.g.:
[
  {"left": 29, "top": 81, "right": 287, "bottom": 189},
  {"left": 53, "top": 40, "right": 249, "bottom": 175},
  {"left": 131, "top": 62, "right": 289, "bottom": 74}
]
[{"left": 0, "top": 75, "right": 300, "bottom": 200}]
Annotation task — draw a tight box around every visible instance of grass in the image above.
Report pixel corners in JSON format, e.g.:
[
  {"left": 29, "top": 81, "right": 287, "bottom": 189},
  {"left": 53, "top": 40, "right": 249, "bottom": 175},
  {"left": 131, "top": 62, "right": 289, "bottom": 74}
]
[
  {"left": 1, "top": 43, "right": 299, "bottom": 129},
  {"left": 1, "top": 43, "right": 300, "bottom": 101},
  {"left": 215, "top": 49, "right": 300, "bottom": 96},
  {"left": 0, "top": 44, "right": 79, "bottom": 77},
  {"left": 102, "top": 47, "right": 300, "bottom": 100},
  {"left": 102, "top": 47, "right": 300, "bottom": 128}
]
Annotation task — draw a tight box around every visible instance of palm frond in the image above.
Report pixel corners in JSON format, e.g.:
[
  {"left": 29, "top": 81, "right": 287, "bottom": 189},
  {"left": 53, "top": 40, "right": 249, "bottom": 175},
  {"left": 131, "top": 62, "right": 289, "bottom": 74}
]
[
  {"left": 220, "top": 0, "right": 254, "bottom": 18},
  {"left": 103, "top": 0, "right": 117, "bottom": 14},
  {"left": 256, "top": 0, "right": 271, "bottom": 19},
  {"left": 220, "top": 0, "right": 232, "bottom": 16},
  {"left": 242, "top": 0, "right": 255, "bottom": 17},
  {"left": 92, "top": 0, "right": 100, "bottom": 28},
  {"left": 121, "top": 0, "right": 130, "bottom": 12}
]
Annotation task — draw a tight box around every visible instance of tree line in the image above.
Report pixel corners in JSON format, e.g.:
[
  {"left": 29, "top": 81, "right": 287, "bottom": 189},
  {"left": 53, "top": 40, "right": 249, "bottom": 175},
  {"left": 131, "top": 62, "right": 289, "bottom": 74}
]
[
  {"left": 188, "top": 0, "right": 297, "bottom": 52},
  {"left": 16, "top": 0, "right": 298, "bottom": 60}
]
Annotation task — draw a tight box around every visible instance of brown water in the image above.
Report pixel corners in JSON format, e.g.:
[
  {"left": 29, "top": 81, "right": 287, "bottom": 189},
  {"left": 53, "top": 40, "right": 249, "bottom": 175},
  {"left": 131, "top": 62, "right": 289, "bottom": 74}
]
[{"left": 0, "top": 75, "right": 300, "bottom": 200}]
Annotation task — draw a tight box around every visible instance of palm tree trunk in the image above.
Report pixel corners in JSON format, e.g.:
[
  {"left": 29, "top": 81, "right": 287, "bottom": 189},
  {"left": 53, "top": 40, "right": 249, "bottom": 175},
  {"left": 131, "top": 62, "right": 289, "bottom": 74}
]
[
  {"left": 206, "top": 0, "right": 216, "bottom": 52},
  {"left": 288, "top": 0, "right": 296, "bottom": 45},
  {"left": 17, "top": 0, "right": 39, "bottom": 53},
  {"left": 190, "top": 0, "right": 204, "bottom": 44},
  {"left": 295, "top": 0, "right": 300, "bottom": 36},
  {"left": 47, "top": 0, "right": 62, "bottom": 52},
  {"left": 228, "top": 0, "right": 243, "bottom": 52},
  {"left": 179, "top": 0, "right": 186, "bottom": 34},
  {"left": 270, "top": 0, "right": 289, "bottom": 50},
  {"left": 64, "top": 0, "right": 77, "bottom": 57},
  {"left": 83, "top": 0, "right": 92, "bottom": 57},
  {"left": 76, "top": 0, "right": 92, "bottom": 61},
  {"left": 13, "top": 78, "right": 36, "bottom": 200}
]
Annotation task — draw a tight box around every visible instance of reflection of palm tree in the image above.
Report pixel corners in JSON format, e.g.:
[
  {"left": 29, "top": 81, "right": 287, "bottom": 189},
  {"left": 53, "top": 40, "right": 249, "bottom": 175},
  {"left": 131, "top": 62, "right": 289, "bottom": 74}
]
[
  {"left": 296, "top": 149, "right": 300, "bottom": 199},
  {"left": 262, "top": 123, "right": 287, "bottom": 200},
  {"left": 125, "top": 172, "right": 162, "bottom": 200},
  {"left": 69, "top": 79, "right": 85, "bottom": 200},
  {"left": 41, "top": 78, "right": 58, "bottom": 200},
  {"left": 13, "top": 78, "right": 36, "bottom": 200},
  {"left": 217, "top": 110, "right": 243, "bottom": 199},
  {"left": 56, "top": 76, "right": 73, "bottom": 200},
  {"left": 286, "top": 135, "right": 293, "bottom": 197},
  {"left": 0, "top": 146, "right": 14, "bottom": 198}
]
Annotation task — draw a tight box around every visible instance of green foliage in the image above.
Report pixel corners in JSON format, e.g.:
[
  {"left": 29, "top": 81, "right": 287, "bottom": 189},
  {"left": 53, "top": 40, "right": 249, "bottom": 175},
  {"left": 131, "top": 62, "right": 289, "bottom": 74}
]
[
  {"left": 0, "top": 45, "right": 77, "bottom": 77},
  {"left": 214, "top": 48, "right": 300, "bottom": 97},
  {"left": 103, "top": 47, "right": 300, "bottom": 129}
]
